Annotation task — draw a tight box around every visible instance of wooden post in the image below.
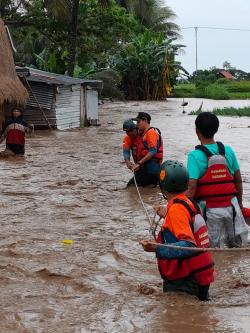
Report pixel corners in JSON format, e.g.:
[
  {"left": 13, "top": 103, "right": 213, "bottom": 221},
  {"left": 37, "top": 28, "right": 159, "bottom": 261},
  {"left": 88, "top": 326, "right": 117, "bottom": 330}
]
[
  {"left": 80, "top": 84, "right": 85, "bottom": 127},
  {"left": 0, "top": 104, "right": 4, "bottom": 132}
]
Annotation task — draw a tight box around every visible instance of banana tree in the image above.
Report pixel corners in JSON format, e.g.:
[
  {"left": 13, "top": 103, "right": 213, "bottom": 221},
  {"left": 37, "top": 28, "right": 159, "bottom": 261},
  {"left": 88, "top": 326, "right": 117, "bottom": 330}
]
[{"left": 115, "top": 30, "right": 184, "bottom": 100}]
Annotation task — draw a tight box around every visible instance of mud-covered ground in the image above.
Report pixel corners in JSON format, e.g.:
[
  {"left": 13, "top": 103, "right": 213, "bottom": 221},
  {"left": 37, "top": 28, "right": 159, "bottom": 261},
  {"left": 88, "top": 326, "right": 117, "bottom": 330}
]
[{"left": 1, "top": 99, "right": 250, "bottom": 333}]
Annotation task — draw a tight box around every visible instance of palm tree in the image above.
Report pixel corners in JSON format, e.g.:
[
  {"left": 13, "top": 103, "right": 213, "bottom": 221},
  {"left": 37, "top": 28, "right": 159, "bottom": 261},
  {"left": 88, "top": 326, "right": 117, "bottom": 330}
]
[{"left": 116, "top": 0, "right": 180, "bottom": 37}]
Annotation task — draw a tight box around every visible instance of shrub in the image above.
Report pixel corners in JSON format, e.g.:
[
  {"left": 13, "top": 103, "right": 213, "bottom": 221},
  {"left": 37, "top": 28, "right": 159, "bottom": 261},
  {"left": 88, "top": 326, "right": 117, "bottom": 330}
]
[
  {"left": 216, "top": 78, "right": 228, "bottom": 85},
  {"left": 227, "top": 81, "right": 250, "bottom": 92},
  {"left": 204, "top": 84, "right": 230, "bottom": 99}
]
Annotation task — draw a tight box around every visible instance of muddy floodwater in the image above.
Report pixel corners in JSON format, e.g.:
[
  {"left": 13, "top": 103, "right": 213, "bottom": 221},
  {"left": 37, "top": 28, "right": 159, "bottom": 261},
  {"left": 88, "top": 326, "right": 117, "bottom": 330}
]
[{"left": 1, "top": 99, "right": 250, "bottom": 333}]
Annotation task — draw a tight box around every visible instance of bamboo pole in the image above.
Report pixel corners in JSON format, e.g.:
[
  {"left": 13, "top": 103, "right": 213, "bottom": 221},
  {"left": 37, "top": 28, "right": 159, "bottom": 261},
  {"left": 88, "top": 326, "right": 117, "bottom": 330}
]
[{"left": 24, "top": 78, "right": 52, "bottom": 130}]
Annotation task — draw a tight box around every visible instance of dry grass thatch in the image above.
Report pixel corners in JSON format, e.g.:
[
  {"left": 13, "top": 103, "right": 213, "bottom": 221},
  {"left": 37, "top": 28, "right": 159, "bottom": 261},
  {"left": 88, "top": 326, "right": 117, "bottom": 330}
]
[{"left": 0, "top": 19, "right": 28, "bottom": 106}]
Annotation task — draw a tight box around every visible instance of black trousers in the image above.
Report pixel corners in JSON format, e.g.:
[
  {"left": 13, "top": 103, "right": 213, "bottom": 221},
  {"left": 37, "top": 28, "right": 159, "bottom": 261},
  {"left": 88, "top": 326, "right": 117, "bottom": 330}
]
[
  {"left": 6, "top": 144, "right": 25, "bottom": 155},
  {"left": 127, "top": 167, "right": 159, "bottom": 187},
  {"left": 163, "top": 277, "right": 210, "bottom": 301}
]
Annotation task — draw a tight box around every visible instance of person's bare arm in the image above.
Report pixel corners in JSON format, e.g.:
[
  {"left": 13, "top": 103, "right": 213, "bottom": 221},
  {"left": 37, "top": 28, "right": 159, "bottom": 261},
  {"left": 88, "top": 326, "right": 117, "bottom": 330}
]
[
  {"left": 234, "top": 169, "right": 243, "bottom": 208},
  {"left": 186, "top": 179, "right": 198, "bottom": 199}
]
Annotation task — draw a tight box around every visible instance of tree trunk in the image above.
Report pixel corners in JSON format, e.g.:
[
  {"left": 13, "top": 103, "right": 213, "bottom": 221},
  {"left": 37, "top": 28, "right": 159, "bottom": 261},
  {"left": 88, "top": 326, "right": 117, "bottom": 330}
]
[
  {"left": 0, "top": 0, "right": 8, "bottom": 18},
  {"left": 66, "top": 0, "right": 80, "bottom": 77}
]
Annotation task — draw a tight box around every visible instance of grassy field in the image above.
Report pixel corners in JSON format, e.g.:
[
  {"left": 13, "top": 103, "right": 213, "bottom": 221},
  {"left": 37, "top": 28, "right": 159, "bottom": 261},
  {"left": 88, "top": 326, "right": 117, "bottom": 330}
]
[
  {"left": 172, "top": 83, "right": 196, "bottom": 98},
  {"left": 190, "top": 107, "right": 250, "bottom": 117},
  {"left": 173, "top": 81, "right": 250, "bottom": 100}
]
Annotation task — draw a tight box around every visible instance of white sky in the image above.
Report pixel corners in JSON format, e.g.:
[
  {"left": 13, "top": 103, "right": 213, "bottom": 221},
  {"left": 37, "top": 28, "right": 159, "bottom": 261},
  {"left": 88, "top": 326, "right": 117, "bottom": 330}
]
[{"left": 166, "top": 0, "right": 250, "bottom": 74}]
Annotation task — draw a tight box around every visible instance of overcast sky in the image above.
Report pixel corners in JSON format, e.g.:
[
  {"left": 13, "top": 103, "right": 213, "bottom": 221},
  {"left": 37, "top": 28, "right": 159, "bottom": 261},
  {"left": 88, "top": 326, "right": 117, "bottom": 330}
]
[{"left": 166, "top": 0, "right": 250, "bottom": 74}]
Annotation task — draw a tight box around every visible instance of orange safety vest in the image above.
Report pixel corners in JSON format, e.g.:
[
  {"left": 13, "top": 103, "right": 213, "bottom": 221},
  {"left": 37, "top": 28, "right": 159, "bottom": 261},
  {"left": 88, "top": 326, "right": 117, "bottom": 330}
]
[
  {"left": 140, "top": 127, "right": 163, "bottom": 164},
  {"left": 157, "top": 197, "right": 214, "bottom": 286}
]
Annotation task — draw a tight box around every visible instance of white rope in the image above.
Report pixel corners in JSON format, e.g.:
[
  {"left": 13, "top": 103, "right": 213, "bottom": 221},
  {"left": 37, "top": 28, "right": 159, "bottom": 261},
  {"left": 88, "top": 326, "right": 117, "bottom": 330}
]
[
  {"left": 155, "top": 242, "right": 250, "bottom": 252},
  {"left": 133, "top": 172, "right": 160, "bottom": 236},
  {"left": 132, "top": 172, "right": 250, "bottom": 252}
]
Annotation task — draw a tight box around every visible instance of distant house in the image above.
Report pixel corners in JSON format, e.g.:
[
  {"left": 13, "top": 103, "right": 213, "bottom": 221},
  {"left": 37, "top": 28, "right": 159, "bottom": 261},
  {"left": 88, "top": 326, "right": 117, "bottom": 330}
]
[
  {"left": 219, "top": 70, "right": 233, "bottom": 80},
  {"left": 16, "top": 67, "right": 103, "bottom": 130},
  {"left": 0, "top": 19, "right": 28, "bottom": 130}
]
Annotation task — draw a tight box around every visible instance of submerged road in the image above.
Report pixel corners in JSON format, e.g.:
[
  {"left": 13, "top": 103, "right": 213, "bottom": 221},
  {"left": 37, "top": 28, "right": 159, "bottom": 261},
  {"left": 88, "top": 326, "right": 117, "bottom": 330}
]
[{"left": 0, "top": 99, "right": 250, "bottom": 332}]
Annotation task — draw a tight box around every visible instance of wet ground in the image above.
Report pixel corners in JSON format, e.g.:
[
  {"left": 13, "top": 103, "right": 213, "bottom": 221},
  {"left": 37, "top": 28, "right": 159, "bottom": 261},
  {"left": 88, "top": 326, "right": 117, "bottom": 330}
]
[{"left": 1, "top": 98, "right": 250, "bottom": 333}]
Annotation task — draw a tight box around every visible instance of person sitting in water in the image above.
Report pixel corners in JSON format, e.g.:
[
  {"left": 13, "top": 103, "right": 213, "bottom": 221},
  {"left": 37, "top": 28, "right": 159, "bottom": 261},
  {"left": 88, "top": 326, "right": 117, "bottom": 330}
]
[
  {"left": 0, "top": 108, "right": 34, "bottom": 156},
  {"left": 187, "top": 112, "right": 248, "bottom": 248},
  {"left": 130, "top": 112, "right": 163, "bottom": 186},
  {"left": 140, "top": 160, "right": 214, "bottom": 301}
]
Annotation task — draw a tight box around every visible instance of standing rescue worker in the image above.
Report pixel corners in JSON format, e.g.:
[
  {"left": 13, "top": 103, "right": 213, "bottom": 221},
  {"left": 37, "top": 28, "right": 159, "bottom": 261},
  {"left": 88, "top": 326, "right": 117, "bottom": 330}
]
[
  {"left": 0, "top": 108, "right": 34, "bottom": 156},
  {"left": 140, "top": 160, "right": 214, "bottom": 301},
  {"left": 187, "top": 112, "right": 248, "bottom": 247},
  {"left": 131, "top": 112, "right": 163, "bottom": 186}
]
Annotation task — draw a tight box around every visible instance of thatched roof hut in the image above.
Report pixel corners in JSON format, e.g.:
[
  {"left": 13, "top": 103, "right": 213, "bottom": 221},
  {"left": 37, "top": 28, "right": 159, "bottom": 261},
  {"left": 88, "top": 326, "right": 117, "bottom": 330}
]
[{"left": 0, "top": 19, "right": 28, "bottom": 106}]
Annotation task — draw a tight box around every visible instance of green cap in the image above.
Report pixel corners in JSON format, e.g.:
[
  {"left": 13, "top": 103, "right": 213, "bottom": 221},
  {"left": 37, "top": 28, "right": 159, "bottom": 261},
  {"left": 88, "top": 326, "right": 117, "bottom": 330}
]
[
  {"left": 123, "top": 119, "right": 137, "bottom": 131},
  {"left": 159, "top": 160, "right": 188, "bottom": 194}
]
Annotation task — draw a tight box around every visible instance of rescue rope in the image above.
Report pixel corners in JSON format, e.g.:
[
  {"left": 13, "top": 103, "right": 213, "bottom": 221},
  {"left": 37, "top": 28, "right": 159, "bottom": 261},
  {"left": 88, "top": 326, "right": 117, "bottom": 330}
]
[
  {"left": 133, "top": 172, "right": 153, "bottom": 226},
  {"left": 133, "top": 172, "right": 160, "bottom": 237},
  {"left": 132, "top": 172, "right": 250, "bottom": 253},
  {"left": 155, "top": 242, "right": 250, "bottom": 252}
]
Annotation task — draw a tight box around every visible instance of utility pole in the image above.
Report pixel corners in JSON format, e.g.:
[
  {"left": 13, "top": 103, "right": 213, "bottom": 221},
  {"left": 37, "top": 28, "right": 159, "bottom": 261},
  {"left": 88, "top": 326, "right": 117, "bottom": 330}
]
[{"left": 195, "top": 26, "right": 198, "bottom": 72}]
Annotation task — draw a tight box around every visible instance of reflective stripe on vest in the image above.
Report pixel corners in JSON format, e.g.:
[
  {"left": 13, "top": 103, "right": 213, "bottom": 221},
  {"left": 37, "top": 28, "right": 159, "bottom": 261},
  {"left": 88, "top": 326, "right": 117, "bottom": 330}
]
[
  {"left": 157, "top": 198, "right": 214, "bottom": 286},
  {"left": 195, "top": 142, "right": 237, "bottom": 208}
]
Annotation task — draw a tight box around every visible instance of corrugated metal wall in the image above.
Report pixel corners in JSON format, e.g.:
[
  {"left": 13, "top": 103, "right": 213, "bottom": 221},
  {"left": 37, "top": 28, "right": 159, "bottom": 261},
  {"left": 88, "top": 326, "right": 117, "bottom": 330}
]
[
  {"left": 55, "top": 85, "right": 81, "bottom": 130},
  {"left": 27, "top": 82, "right": 55, "bottom": 109},
  {"left": 5, "top": 82, "right": 57, "bottom": 128},
  {"left": 86, "top": 88, "right": 99, "bottom": 124}
]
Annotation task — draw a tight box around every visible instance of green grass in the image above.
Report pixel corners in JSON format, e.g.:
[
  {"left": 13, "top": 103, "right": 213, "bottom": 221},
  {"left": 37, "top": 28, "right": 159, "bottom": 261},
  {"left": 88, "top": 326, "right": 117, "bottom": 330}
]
[
  {"left": 226, "top": 92, "right": 250, "bottom": 100},
  {"left": 173, "top": 83, "right": 196, "bottom": 97},
  {"left": 173, "top": 81, "right": 250, "bottom": 100},
  {"left": 226, "top": 81, "right": 250, "bottom": 93},
  {"left": 190, "top": 107, "right": 250, "bottom": 117}
]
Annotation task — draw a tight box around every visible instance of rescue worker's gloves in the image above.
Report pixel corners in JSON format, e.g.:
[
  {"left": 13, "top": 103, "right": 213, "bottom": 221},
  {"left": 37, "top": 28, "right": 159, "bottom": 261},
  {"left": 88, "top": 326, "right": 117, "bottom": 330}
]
[
  {"left": 159, "top": 160, "right": 189, "bottom": 195},
  {"left": 123, "top": 119, "right": 137, "bottom": 131}
]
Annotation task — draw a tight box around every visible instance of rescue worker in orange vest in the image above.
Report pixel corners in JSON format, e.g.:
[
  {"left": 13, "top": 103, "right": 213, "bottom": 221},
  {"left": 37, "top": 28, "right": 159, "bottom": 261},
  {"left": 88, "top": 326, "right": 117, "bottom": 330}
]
[
  {"left": 187, "top": 112, "right": 248, "bottom": 248},
  {"left": 140, "top": 160, "right": 214, "bottom": 301},
  {"left": 131, "top": 112, "right": 163, "bottom": 186},
  {"left": 123, "top": 119, "right": 144, "bottom": 186}
]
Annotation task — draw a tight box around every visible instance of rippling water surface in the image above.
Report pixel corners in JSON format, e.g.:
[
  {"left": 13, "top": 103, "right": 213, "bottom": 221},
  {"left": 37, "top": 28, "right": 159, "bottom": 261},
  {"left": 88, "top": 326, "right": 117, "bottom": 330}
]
[{"left": 1, "top": 99, "right": 250, "bottom": 333}]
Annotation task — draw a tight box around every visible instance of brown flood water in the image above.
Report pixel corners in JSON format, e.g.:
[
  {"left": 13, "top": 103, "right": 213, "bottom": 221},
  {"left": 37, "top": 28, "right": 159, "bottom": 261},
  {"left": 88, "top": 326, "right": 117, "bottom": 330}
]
[{"left": 1, "top": 99, "right": 250, "bottom": 333}]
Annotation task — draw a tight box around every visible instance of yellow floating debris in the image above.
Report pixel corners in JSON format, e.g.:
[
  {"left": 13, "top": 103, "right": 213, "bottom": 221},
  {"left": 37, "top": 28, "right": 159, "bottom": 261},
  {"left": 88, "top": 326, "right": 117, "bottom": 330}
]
[{"left": 61, "top": 239, "right": 73, "bottom": 245}]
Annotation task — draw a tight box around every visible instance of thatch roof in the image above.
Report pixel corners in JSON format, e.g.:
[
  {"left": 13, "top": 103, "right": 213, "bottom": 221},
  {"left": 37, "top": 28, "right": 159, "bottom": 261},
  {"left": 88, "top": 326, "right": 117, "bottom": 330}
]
[{"left": 0, "top": 19, "right": 28, "bottom": 106}]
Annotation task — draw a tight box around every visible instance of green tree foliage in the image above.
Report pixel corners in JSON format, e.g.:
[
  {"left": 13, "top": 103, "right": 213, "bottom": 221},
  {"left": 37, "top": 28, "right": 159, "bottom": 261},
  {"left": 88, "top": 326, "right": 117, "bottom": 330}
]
[
  {"left": 116, "top": 0, "right": 180, "bottom": 37},
  {"left": 0, "top": 0, "right": 183, "bottom": 100},
  {"left": 115, "top": 30, "right": 184, "bottom": 100}
]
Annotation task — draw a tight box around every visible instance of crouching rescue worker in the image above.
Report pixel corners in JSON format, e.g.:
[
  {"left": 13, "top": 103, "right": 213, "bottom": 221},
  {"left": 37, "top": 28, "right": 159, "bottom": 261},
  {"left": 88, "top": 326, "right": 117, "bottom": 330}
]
[
  {"left": 187, "top": 112, "right": 248, "bottom": 247},
  {"left": 123, "top": 119, "right": 144, "bottom": 186},
  {"left": 130, "top": 112, "right": 163, "bottom": 186},
  {"left": 140, "top": 160, "right": 214, "bottom": 301},
  {"left": 0, "top": 108, "right": 34, "bottom": 156}
]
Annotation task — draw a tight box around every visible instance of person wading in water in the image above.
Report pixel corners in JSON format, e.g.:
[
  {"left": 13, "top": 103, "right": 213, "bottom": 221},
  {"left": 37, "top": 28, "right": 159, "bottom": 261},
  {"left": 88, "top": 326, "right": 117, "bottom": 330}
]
[
  {"left": 0, "top": 108, "right": 34, "bottom": 156},
  {"left": 186, "top": 112, "right": 248, "bottom": 248},
  {"left": 140, "top": 160, "right": 214, "bottom": 301}
]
